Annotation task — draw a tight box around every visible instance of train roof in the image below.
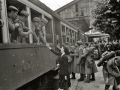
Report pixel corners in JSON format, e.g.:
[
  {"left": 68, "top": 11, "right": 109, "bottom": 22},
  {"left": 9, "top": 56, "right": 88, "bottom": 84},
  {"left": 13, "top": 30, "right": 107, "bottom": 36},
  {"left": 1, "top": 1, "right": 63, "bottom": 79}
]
[{"left": 29, "top": 0, "right": 78, "bottom": 30}]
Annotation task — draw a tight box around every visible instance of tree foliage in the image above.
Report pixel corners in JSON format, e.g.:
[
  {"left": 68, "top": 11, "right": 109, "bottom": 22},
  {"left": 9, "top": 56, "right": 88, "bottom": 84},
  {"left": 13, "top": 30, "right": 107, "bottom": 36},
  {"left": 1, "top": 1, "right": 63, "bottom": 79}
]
[{"left": 92, "top": 0, "right": 120, "bottom": 40}]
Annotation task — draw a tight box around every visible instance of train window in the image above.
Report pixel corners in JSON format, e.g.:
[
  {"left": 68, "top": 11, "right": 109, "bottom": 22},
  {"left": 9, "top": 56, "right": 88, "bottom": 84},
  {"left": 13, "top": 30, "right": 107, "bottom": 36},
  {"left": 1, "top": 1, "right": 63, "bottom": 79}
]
[
  {"left": 67, "top": 37, "right": 69, "bottom": 43},
  {"left": 62, "top": 36, "right": 66, "bottom": 43},
  {"left": 45, "top": 17, "right": 53, "bottom": 43},
  {"left": 6, "top": 0, "right": 30, "bottom": 43},
  {"left": 31, "top": 8, "right": 53, "bottom": 44},
  {"left": 0, "top": 10, "right": 2, "bottom": 43}
]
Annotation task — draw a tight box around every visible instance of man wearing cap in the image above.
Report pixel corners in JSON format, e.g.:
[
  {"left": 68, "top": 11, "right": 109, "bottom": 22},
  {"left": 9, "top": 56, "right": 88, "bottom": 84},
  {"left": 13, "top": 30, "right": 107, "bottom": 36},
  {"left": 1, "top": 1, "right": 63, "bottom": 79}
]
[
  {"left": 7, "top": 5, "right": 19, "bottom": 41},
  {"left": 37, "top": 17, "right": 48, "bottom": 44},
  {"left": 104, "top": 56, "right": 120, "bottom": 90},
  {"left": 32, "top": 17, "right": 47, "bottom": 43},
  {"left": 11, "top": 10, "right": 32, "bottom": 43},
  {"left": 31, "top": 17, "right": 40, "bottom": 43}
]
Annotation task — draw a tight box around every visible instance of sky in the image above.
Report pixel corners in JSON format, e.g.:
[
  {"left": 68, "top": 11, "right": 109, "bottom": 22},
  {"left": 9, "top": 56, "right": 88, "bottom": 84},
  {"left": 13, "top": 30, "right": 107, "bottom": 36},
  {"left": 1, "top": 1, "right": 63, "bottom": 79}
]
[{"left": 39, "top": 0, "right": 73, "bottom": 11}]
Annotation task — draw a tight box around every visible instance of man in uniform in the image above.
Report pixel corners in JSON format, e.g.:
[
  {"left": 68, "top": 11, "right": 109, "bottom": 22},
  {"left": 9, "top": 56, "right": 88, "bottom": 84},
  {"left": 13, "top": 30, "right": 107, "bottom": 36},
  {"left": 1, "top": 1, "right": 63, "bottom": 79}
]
[
  {"left": 105, "top": 56, "right": 120, "bottom": 90},
  {"left": 7, "top": 5, "right": 19, "bottom": 42},
  {"left": 32, "top": 17, "right": 40, "bottom": 43},
  {"left": 37, "top": 17, "right": 48, "bottom": 44},
  {"left": 12, "top": 10, "right": 32, "bottom": 43}
]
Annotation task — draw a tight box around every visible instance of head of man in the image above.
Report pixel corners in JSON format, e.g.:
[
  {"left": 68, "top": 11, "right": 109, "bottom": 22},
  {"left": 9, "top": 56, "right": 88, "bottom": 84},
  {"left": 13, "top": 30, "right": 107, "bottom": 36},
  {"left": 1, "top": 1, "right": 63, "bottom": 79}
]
[
  {"left": 39, "top": 18, "right": 48, "bottom": 28},
  {"left": 19, "top": 10, "right": 29, "bottom": 22},
  {"left": 33, "top": 17, "right": 41, "bottom": 26},
  {"left": 7, "top": 6, "right": 18, "bottom": 20}
]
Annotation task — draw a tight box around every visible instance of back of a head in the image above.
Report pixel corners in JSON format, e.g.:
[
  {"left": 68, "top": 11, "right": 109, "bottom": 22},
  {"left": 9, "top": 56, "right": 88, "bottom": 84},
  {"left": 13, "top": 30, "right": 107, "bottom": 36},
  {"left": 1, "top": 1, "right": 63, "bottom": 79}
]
[
  {"left": 19, "top": 10, "right": 29, "bottom": 17},
  {"left": 8, "top": 5, "right": 18, "bottom": 13},
  {"left": 63, "top": 46, "right": 70, "bottom": 55}
]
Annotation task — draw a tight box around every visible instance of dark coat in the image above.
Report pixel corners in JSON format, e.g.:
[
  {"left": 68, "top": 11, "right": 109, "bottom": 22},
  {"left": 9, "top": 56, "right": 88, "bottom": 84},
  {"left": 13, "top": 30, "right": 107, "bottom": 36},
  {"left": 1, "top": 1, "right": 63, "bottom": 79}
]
[{"left": 50, "top": 49, "right": 70, "bottom": 89}]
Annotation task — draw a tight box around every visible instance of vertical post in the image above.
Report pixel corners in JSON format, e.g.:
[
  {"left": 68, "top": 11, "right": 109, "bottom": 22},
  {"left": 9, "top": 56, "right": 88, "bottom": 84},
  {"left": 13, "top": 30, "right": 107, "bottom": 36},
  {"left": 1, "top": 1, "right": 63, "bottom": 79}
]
[
  {"left": 42, "top": 14, "right": 46, "bottom": 42},
  {"left": 26, "top": 6, "right": 33, "bottom": 44},
  {"left": 65, "top": 27, "right": 67, "bottom": 43},
  {"left": 1, "top": 0, "right": 9, "bottom": 44}
]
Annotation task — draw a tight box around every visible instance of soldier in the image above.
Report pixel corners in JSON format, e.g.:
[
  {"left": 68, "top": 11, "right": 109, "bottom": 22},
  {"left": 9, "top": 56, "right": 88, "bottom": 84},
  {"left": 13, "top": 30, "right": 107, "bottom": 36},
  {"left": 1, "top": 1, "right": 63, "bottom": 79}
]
[
  {"left": 81, "top": 43, "right": 98, "bottom": 83},
  {"left": 32, "top": 17, "right": 41, "bottom": 43},
  {"left": 7, "top": 6, "right": 19, "bottom": 41},
  {"left": 36, "top": 17, "right": 48, "bottom": 44},
  {"left": 11, "top": 10, "right": 32, "bottom": 43},
  {"left": 105, "top": 56, "right": 120, "bottom": 90}
]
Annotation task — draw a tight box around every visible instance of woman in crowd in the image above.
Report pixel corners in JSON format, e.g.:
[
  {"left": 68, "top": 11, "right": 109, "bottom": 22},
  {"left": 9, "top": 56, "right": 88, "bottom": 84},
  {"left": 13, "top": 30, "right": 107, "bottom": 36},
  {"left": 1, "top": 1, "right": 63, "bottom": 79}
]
[
  {"left": 46, "top": 43, "right": 71, "bottom": 90},
  {"left": 70, "top": 42, "right": 80, "bottom": 79},
  {"left": 81, "top": 43, "right": 98, "bottom": 83}
]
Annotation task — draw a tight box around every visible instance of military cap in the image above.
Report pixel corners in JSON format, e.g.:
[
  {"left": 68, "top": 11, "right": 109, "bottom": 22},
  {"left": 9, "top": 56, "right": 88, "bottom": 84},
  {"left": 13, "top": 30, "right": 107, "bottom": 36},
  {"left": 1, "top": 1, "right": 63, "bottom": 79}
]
[
  {"left": 77, "top": 41, "right": 83, "bottom": 45},
  {"left": 41, "top": 17, "right": 48, "bottom": 24},
  {"left": 20, "top": 10, "right": 29, "bottom": 17},
  {"left": 8, "top": 5, "right": 18, "bottom": 11},
  {"left": 33, "top": 17, "right": 41, "bottom": 22}
]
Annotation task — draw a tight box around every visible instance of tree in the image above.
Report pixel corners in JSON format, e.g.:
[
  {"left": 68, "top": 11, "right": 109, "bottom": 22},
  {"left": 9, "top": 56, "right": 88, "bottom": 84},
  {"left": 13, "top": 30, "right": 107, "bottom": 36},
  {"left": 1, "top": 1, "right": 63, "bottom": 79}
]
[{"left": 92, "top": 0, "right": 120, "bottom": 40}]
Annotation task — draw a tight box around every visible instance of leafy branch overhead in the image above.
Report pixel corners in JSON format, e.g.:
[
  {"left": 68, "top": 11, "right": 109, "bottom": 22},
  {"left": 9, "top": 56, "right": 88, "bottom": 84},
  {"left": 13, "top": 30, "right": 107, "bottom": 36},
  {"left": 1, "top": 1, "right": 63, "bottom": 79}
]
[{"left": 92, "top": 0, "right": 120, "bottom": 39}]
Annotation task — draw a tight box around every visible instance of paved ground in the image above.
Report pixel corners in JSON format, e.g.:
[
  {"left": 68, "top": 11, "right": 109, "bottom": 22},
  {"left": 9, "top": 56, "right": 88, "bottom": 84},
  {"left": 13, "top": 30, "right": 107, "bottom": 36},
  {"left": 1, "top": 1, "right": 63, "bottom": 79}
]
[{"left": 70, "top": 61, "right": 115, "bottom": 90}]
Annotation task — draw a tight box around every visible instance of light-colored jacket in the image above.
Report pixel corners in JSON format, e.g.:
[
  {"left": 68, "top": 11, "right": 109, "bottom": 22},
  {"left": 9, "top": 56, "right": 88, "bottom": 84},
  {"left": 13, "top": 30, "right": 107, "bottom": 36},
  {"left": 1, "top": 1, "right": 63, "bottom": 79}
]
[{"left": 83, "top": 47, "right": 98, "bottom": 74}]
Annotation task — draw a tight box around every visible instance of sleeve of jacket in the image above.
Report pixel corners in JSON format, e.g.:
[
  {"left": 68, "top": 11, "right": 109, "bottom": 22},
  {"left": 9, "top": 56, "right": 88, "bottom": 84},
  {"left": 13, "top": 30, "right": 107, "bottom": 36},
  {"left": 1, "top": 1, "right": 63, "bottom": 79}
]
[
  {"left": 82, "top": 49, "right": 89, "bottom": 58},
  {"left": 107, "top": 61, "right": 120, "bottom": 77},
  {"left": 8, "top": 18, "right": 15, "bottom": 31},
  {"left": 77, "top": 48, "right": 83, "bottom": 64},
  {"left": 50, "top": 49, "right": 61, "bottom": 56}
]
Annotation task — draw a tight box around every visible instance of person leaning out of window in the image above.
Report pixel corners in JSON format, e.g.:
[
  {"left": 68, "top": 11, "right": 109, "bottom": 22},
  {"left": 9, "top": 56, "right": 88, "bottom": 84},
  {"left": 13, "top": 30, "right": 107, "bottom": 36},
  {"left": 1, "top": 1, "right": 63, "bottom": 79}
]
[
  {"left": 7, "top": 5, "right": 19, "bottom": 42},
  {"left": 12, "top": 10, "right": 33, "bottom": 43}
]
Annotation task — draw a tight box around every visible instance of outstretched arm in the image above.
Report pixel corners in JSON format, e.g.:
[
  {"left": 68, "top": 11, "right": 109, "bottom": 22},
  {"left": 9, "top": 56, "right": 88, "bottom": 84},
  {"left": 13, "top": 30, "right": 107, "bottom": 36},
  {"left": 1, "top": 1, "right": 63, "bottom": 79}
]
[{"left": 46, "top": 43, "right": 61, "bottom": 56}]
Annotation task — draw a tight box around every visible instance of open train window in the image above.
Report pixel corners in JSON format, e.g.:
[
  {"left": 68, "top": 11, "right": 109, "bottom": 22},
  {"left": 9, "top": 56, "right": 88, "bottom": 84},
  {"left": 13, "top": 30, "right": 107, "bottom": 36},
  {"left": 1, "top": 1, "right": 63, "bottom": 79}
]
[
  {"left": 0, "top": 10, "right": 2, "bottom": 43},
  {"left": 45, "top": 16, "right": 53, "bottom": 43},
  {"left": 6, "top": 0, "right": 30, "bottom": 43},
  {"left": 31, "top": 8, "right": 53, "bottom": 44}
]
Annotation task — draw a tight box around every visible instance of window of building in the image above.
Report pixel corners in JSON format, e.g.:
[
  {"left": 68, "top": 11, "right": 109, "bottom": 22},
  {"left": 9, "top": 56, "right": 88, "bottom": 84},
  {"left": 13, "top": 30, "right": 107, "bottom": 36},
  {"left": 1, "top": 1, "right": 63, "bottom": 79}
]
[
  {"left": 81, "top": 9, "right": 84, "bottom": 16},
  {"left": 62, "top": 36, "right": 66, "bottom": 43}
]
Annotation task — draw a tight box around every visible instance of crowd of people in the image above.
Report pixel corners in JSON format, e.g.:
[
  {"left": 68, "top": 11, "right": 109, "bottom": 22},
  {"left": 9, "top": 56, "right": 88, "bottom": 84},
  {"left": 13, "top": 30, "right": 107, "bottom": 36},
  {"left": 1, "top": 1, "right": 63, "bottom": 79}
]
[
  {"left": 8, "top": 5, "right": 48, "bottom": 43},
  {"left": 7, "top": 5, "right": 120, "bottom": 90},
  {"left": 46, "top": 40, "right": 120, "bottom": 90}
]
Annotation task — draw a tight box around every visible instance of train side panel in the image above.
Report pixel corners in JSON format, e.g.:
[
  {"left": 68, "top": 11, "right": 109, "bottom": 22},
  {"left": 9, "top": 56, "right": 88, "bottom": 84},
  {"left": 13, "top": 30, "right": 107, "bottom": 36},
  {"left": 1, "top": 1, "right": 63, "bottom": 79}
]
[{"left": 0, "top": 45, "right": 56, "bottom": 90}]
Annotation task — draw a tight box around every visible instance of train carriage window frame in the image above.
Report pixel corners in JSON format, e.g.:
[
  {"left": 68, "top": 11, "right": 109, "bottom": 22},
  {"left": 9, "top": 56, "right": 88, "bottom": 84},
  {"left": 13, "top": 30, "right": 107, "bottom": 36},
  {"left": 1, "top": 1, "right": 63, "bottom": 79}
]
[
  {"left": 30, "top": 8, "right": 54, "bottom": 44},
  {"left": 6, "top": 0, "right": 30, "bottom": 44},
  {"left": 18, "top": 0, "right": 54, "bottom": 44}
]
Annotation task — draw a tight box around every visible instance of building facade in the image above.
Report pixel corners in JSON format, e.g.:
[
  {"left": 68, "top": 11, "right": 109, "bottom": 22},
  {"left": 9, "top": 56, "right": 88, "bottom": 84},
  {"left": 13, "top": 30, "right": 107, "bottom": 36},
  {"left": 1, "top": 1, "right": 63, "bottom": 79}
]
[{"left": 55, "top": 0, "right": 105, "bottom": 42}]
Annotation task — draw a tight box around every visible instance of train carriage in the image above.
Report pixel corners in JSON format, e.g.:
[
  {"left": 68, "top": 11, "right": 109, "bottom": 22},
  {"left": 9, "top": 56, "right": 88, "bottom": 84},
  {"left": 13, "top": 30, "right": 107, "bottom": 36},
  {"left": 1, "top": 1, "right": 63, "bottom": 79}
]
[{"left": 0, "top": 0, "right": 78, "bottom": 90}]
